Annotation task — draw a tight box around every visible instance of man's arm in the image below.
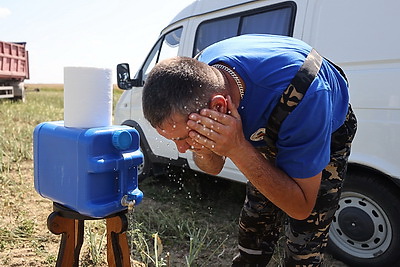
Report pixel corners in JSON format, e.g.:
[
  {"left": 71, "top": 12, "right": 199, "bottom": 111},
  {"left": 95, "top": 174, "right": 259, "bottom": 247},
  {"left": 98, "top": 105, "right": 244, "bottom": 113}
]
[
  {"left": 192, "top": 150, "right": 225, "bottom": 176},
  {"left": 228, "top": 139, "right": 321, "bottom": 219},
  {"left": 187, "top": 96, "right": 321, "bottom": 220}
]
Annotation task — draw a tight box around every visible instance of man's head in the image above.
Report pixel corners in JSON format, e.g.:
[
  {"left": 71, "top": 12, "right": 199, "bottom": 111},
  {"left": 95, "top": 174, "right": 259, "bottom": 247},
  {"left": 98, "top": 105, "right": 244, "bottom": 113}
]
[{"left": 142, "top": 57, "right": 225, "bottom": 129}]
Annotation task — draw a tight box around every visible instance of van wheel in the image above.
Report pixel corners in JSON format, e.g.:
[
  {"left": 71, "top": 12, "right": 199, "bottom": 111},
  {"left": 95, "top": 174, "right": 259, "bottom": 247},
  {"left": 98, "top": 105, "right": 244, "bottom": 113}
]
[
  {"left": 328, "top": 173, "right": 400, "bottom": 266},
  {"left": 122, "top": 123, "right": 153, "bottom": 182},
  {"left": 137, "top": 145, "right": 152, "bottom": 182}
]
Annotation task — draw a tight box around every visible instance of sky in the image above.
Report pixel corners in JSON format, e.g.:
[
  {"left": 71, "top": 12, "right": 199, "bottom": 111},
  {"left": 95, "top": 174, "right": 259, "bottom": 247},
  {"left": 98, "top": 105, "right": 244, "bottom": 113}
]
[{"left": 0, "top": 0, "right": 194, "bottom": 83}]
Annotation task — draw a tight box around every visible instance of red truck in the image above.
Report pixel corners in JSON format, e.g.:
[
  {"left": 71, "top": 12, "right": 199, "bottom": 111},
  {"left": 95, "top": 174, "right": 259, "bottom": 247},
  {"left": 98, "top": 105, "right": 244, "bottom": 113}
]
[{"left": 0, "top": 41, "right": 29, "bottom": 101}]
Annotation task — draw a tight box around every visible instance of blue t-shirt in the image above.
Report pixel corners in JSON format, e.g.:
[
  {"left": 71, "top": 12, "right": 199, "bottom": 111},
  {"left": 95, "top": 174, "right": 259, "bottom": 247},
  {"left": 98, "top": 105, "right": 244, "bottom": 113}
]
[{"left": 198, "top": 34, "right": 349, "bottom": 178}]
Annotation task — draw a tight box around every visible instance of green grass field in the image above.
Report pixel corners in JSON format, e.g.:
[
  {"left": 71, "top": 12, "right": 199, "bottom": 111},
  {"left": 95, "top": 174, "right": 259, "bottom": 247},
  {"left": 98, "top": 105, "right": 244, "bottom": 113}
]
[{"left": 0, "top": 85, "right": 345, "bottom": 266}]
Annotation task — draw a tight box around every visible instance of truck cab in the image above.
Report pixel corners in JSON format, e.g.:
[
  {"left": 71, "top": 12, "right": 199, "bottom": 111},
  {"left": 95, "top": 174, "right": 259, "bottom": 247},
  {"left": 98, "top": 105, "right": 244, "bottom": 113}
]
[{"left": 115, "top": 0, "right": 400, "bottom": 266}]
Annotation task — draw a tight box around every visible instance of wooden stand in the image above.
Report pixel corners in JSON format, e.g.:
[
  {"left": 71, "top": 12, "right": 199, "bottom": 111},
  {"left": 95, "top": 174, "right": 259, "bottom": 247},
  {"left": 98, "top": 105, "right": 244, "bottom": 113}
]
[{"left": 47, "top": 203, "right": 131, "bottom": 267}]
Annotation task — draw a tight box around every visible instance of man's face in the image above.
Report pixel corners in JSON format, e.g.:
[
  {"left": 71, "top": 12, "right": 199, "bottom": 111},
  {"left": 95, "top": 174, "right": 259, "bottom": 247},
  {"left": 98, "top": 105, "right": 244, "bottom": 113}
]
[{"left": 156, "top": 112, "right": 196, "bottom": 153}]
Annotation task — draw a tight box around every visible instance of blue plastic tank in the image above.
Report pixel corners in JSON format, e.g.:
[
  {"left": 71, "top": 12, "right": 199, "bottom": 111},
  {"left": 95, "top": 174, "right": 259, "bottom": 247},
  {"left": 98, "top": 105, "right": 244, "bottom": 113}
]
[{"left": 33, "top": 121, "right": 143, "bottom": 218}]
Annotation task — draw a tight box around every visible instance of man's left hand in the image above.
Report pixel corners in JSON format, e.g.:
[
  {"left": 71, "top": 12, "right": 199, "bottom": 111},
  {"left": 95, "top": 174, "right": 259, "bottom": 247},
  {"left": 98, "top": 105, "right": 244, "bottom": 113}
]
[{"left": 187, "top": 96, "right": 245, "bottom": 158}]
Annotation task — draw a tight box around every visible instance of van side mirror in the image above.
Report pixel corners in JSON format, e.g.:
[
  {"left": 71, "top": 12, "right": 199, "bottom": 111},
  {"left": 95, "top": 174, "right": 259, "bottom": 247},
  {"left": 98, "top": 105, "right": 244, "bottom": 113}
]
[{"left": 116, "top": 63, "right": 143, "bottom": 90}]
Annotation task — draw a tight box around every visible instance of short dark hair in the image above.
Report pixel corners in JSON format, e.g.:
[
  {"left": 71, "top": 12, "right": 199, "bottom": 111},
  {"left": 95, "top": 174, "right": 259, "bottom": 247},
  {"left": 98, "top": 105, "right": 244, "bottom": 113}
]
[{"left": 142, "top": 57, "right": 224, "bottom": 127}]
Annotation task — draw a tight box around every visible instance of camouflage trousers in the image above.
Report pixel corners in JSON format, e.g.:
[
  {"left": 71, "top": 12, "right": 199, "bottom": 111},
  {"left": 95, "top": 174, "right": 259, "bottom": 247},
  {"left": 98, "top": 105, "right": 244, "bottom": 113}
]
[{"left": 232, "top": 105, "right": 357, "bottom": 267}]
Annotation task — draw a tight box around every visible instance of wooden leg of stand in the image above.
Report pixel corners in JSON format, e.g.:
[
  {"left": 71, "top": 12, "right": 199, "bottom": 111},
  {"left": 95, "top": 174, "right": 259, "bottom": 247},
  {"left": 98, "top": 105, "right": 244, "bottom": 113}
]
[
  {"left": 47, "top": 212, "right": 84, "bottom": 267},
  {"left": 106, "top": 214, "right": 131, "bottom": 267}
]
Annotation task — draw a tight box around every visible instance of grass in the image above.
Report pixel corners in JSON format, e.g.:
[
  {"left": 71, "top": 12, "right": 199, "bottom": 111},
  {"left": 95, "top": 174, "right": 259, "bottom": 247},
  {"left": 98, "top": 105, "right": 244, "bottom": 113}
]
[
  {"left": 0, "top": 85, "right": 346, "bottom": 266},
  {"left": 0, "top": 85, "right": 243, "bottom": 266},
  {"left": 127, "top": 172, "right": 244, "bottom": 266}
]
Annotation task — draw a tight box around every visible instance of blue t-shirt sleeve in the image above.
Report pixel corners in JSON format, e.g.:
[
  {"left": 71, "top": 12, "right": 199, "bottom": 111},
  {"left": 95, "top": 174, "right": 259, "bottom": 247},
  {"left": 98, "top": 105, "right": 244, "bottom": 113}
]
[{"left": 276, "top": 88, "right": 332, "bottom": 178}]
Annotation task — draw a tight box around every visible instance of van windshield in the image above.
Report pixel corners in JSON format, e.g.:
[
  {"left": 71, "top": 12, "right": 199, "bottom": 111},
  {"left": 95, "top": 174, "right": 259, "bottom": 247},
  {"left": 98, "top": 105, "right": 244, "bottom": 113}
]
[{"left": 141, "top": 27, "right": 183, "bottom": 80}]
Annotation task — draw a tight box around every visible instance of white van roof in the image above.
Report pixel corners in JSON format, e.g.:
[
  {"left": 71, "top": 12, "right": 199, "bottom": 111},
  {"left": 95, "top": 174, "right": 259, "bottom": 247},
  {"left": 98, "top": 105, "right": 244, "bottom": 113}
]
[{"left": 168, "top": 0, "right": 256, "bottom": 25}]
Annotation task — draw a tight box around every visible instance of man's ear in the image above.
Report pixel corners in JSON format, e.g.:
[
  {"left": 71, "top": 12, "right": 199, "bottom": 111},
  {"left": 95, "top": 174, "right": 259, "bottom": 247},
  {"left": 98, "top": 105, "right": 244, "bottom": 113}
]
[{"left": 209, "top": 95, "right": 227, "bottom": 113}]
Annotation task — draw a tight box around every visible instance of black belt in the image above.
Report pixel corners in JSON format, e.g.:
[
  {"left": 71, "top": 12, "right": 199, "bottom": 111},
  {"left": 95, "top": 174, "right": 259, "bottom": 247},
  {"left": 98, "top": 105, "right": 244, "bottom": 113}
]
[{"left": 264, "top": 48, "right": 323, "bottom": 156}]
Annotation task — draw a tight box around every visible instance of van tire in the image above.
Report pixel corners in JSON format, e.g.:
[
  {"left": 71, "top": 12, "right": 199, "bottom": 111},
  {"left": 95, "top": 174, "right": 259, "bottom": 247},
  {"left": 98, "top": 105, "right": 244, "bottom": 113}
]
[
  {"left": 121, "top": 122, "right": 153, "bottom": 182},
  {"left": 328, "top": 172, "right": 400, "bottom": 267},
  {"left": 138, "top": 145, "right": 152, "bottom": 182}
]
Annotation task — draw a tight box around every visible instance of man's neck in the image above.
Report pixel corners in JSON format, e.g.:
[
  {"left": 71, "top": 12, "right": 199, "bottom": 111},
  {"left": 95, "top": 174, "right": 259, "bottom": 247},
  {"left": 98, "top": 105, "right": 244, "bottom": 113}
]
[{"left": 211, "top": 65, "right": 242, "bottom": 107}]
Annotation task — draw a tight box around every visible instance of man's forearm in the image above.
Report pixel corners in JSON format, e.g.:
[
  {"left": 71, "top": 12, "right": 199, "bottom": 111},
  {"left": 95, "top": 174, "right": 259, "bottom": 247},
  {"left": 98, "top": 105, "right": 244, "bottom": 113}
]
[
  {"left": 193, "top": 152, "right": 225, "bottom": 175},
  {"left": 229, "top": 141, "right": 320, "bottom": 219}
]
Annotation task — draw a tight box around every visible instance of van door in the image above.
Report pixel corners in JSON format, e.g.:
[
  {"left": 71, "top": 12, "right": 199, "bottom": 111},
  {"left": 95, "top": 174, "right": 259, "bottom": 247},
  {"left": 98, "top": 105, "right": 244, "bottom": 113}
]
[{"left": 116, "top": 26, "right": 186, "bottom": 161}]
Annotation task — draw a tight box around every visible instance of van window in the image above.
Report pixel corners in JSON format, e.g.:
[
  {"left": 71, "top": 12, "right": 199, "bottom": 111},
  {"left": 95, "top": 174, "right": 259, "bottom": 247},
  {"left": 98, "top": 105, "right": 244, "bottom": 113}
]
[
  {"left": 194, "top": 17, "right": 240, "bottom": 56},
  {"left": 193, "top": 3, "right": 295, "bottom": 56},
  {"left": 142, "top": 27, "right": 183, "bottom": 79},
  {"left": 240, "top": 8, "right": 292, "bottom": 35}
]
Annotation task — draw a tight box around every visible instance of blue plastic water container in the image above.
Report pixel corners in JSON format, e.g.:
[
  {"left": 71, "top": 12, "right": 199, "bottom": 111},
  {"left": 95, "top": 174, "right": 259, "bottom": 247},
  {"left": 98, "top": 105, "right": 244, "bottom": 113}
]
[{"left": 33, "top": 121, "right": 143, "bottom": 218}]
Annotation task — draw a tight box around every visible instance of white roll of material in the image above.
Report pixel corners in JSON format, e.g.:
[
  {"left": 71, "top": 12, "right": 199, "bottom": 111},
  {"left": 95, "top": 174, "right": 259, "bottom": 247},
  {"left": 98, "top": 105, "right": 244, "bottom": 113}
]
[{"left": 64, "top": 67, "right": 113, "bottom": 128}]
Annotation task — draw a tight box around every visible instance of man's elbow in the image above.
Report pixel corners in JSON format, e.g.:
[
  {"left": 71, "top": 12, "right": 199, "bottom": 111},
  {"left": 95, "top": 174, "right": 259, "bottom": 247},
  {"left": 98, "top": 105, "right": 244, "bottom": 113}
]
[
  {"left": 287, "top": 205, "right": 314, "bottom": 220},
  {"left": 203, "top": 167, "right": 223, "bottom": 176},
  {"left": 289, "top": 211, "right": 312, "bottom": 220}
]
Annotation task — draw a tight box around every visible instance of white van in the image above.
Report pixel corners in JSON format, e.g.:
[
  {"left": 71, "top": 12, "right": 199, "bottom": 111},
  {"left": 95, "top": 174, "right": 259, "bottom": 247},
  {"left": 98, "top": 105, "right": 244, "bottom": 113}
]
[{"left": 115, "top": 0, "right": 400, "bottom": 266}]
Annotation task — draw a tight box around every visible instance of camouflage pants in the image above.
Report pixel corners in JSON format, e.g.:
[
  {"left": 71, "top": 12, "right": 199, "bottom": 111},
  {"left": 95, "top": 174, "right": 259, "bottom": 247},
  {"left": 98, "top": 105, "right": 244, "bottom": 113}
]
[{"left": 232, "top": 106, "right": 357, "bottom": 267}]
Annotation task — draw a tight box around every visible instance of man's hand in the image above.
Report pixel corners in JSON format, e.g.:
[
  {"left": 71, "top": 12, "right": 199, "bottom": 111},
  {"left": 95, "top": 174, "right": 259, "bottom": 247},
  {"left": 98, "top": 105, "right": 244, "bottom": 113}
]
[{"left": 187, "top": 96, "right": 245, "bottom": 158}]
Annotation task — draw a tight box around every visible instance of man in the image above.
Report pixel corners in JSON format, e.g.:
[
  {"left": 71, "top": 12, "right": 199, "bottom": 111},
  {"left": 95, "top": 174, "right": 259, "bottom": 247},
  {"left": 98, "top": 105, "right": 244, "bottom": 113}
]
[{"left": 142, "top": 34, "right": 357, "bottom": 266}]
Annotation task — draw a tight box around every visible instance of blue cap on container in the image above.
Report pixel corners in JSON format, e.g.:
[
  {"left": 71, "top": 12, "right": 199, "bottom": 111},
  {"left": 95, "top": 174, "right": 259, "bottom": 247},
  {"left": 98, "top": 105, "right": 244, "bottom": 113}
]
[{"left": 112, "top": 130, "right": 132, "bottom": 150}]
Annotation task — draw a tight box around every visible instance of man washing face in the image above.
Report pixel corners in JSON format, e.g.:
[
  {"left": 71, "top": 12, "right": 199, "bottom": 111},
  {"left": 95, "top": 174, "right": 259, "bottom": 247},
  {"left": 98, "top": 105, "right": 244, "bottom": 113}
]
[{"left": 142, "top": 34, "right": 357, "bottom": 266}]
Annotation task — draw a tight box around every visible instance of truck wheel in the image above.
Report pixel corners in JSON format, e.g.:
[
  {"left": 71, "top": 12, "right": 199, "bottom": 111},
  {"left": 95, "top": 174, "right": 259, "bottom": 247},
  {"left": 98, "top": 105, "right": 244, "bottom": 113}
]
[
  {"left": 12, "top": 82, "right": 25, "bottom": 102},
  {"left": 328, "top": 172, "right": 400, "bottom": 266}
]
